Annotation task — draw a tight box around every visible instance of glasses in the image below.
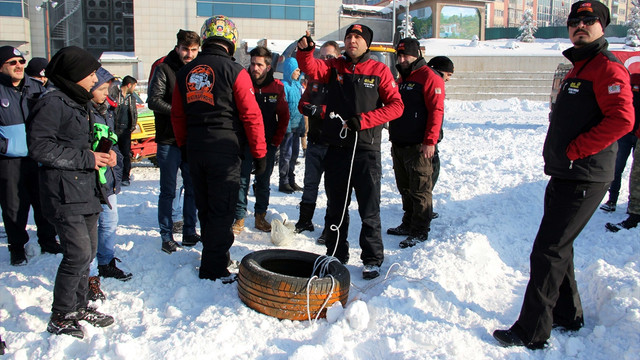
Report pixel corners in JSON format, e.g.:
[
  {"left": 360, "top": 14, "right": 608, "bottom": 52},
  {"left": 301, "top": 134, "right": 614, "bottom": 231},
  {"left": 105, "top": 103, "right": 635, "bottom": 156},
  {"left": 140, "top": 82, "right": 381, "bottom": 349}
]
[
  {"left": 567, "top": 16, "right": 599, "bottom": 27},
  {"left": 4, "top": 59, "right": 26, "bottom": 66},
  {"left": 321, "top": 54, "right": 336, "bottom": 60}
]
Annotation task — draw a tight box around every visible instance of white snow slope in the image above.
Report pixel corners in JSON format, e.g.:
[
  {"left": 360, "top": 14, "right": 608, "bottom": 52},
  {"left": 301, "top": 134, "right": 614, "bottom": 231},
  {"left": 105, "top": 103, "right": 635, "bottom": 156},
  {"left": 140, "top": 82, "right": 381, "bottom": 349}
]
[{"left": 1, "top": 98, "right": 639, "bottom": 359}]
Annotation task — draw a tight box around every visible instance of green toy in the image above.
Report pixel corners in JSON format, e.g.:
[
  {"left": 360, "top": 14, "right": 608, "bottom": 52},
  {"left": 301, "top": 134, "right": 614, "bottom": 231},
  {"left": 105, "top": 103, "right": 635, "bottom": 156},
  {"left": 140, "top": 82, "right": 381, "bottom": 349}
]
[{"left": 92, "top": 123, "right": 118, "bottom": 184}]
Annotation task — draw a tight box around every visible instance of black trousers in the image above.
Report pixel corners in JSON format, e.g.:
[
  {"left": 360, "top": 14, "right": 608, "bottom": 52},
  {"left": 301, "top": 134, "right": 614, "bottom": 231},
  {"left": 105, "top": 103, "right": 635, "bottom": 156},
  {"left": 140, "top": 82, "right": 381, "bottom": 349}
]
[
  {"left": 51, "top": 213, "right": 99, "bottom": 313},
  {"left": 117, "top": 130, "right": 132, "bottom": 181},
  {"left": 188, "top": 151, "right": 240, "bottom": 280},
  {"left": 391, "top": 144, "right": 433, "bottom": 235},
  {"left": 323, "top": 147, "right": 383, "bottom": 266},
  {"left": 512, "top": 177, "right": 608, "bottom": 345},
  {"left": 0, "top": 157, "right": 56, "bottom": 252}
]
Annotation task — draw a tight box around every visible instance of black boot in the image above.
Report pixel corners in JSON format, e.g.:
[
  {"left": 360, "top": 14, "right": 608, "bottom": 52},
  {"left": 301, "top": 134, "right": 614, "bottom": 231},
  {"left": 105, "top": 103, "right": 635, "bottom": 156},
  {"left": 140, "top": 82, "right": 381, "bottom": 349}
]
[{"left": 295, "top": 202, "right": 316, "bottom": 233}]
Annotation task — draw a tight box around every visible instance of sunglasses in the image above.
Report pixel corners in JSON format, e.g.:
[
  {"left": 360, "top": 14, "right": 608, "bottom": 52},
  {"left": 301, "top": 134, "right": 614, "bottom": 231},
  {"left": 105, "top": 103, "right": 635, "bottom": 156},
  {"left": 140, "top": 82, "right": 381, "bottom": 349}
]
[
  {"left": 567, "top": 16, "right": 599, "bottom": 27},
  {"left": 4, "top": 59, "right": 26, "bottom": 66},
  {"left": 321, "top": 54, "right": 336, "bottom": 60}
]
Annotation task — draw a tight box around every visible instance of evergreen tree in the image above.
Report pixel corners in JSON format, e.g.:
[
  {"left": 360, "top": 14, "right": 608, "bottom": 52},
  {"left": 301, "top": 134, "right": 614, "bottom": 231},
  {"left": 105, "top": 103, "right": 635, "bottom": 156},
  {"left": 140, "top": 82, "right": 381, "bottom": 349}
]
[
  {"left": 626, "top": 0, "right": 640, "bottom": 47},
  {"left": 518, "top": 9, "right": 537, "bottom": 43},
  {"left": 399, "top": 13, "right": 416, "bottom": 39}
]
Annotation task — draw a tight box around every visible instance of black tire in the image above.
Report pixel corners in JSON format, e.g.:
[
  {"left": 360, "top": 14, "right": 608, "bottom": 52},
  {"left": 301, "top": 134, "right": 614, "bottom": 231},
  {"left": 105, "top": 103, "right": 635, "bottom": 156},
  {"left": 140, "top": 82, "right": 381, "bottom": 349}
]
[{"left": 238, "top": 249, "right": 350, "bottom": 320}]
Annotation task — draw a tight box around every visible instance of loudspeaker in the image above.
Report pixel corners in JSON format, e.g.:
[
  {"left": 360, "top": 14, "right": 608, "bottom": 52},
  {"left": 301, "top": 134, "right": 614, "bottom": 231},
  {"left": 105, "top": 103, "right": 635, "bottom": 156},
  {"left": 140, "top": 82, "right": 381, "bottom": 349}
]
[
  {"left": 111, "top": 0, "right": 124, "bottom": 21},
  {"left": 85, "top": 0, "right": 110, "bottom": 21},
  {"left": 86, "top": 22, "right": 110, "bottom": 48}
]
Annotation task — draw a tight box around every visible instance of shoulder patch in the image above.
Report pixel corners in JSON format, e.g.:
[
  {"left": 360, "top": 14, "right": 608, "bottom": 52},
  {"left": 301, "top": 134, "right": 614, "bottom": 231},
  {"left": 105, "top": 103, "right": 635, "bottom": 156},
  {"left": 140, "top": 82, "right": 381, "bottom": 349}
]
[
  {"left": 435, "top": 87, "right": 442, "bottom": 94},
  {"left": 608, "top": 84, "right": 621, "bottom": 94},
  {"left": 186, "top": 65, "right": 215, "bottom": 105}
]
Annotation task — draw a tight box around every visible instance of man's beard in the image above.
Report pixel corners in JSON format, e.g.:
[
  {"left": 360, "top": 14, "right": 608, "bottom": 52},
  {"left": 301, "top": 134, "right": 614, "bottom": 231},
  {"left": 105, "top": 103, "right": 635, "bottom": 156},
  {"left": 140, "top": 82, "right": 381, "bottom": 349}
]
[{"left": 252, "top": 72, "right": 266, "bottom": 83}]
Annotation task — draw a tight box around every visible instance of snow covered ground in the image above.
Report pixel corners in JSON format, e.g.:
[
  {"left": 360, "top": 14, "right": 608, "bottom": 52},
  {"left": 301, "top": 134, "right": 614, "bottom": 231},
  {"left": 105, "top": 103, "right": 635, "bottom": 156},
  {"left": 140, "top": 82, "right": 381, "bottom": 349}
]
[{"left": 1, "top": 96, "right": 638, "bottom": 359}]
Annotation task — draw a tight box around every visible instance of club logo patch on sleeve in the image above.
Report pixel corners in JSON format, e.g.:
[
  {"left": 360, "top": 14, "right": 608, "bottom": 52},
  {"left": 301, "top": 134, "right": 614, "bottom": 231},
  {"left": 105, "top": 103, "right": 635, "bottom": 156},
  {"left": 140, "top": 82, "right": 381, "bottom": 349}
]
[
  {"left": 608, "top": 84, "right": 621, "bottom": 94},
  {"left": 186, "top": 65, "right": 215, "bottom": 105},
  {"left": 435, "top": 87, "right": 442, "bottom": 94}
]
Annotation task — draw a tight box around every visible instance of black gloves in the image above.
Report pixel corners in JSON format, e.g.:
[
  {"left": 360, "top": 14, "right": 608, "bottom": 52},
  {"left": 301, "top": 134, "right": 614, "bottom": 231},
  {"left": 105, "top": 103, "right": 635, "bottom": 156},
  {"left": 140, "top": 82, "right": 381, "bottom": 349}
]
[
  {"left": 297, "top": 34, "right": 315, "bottom": 52},
  {"left": 302, "top": 104, "right": 320, "bottom": 119},
  {"left": 345, "top": 116, "right": 361, "bottom": 131},
  {"left": 252, "top": 156, "right": 267, "bottom": 175},
  {"left": 180, "top": 145, "right": 188, "bottom": 163}
]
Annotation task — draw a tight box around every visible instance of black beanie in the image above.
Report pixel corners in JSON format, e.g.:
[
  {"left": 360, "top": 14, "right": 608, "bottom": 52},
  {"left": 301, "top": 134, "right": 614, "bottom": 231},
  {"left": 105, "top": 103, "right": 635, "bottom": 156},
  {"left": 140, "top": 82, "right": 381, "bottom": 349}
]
[
  {"left": 345, "top": 24, "right": 373, "bottom": 48},
  {"left": 25, "top": 57, "right": 48, "bottom": 77},
  {"left": 428, "top": 56, "right": 455, "bottom": 73},
  {"left": 396, "top": 38, "right": 421, "bottom": 57},
  {"left": 45, "top": 46, "right": 101, "bottom": 83},
  {"left": 567, "top": 1, "right": 611, "bottom": 28},
  {"left": 0, "top": 46, "right": 24, "bottom": 66}
]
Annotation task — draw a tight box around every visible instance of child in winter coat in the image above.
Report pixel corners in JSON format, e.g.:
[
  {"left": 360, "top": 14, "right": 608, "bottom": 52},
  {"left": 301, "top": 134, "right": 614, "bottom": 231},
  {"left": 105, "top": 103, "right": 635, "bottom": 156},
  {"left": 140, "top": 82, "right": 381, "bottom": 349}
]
[{"left": 279, "top": 57, "right": 305, "bottom": 193}]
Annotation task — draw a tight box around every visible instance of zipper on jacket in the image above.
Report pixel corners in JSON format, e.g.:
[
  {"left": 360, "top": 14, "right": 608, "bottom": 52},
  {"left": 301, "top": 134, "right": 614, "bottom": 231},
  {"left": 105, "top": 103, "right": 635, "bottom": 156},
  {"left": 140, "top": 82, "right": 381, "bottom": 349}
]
[{"left": 569, "top": 160, "right": 573, "bottom": 169}]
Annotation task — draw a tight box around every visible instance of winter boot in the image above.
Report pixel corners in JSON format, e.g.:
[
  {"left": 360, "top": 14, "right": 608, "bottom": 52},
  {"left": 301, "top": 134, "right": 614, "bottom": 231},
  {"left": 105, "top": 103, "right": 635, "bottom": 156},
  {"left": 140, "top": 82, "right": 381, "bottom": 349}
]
[
  {"left": 399, "top": 232, "right": 428, "bottom": 249},
  {"left": 98, "top": 257, "right": 133, "bottom": 281},
  {"left": 278, "top": 184, "right": 294, "bottom": 194},
  {"left": 182, "top": 233, "right": 201, "bottom": 247},
  {"left": 387, "top": 223, "right": 411, "bottom": 236},
  {"left": 600, "top": 200, "right": 617, "bottom": 212},
  {"left": 232, "top": 218, "right": 245, "bottom": 235},
  {"left": 87, "top": 276, "right": 106, "bottom": 301},
  {"left": 77, "top": 307, "right": 114, "bottom": 327},
  {"left": 605, "top": 213, "right": 640, "bottom": 232},
  {"left": 172, "top": 220, "right": 184, "bottom": 234},
  {"left": 40, "top": 240, "right": 63, "bottom": 255},
  {"left": 290, "top": 182, "right": 303, "bottom": 191},
  {"left": 9, "top": 247, "right": 27, "bottom": 266},
  {"left": 254, "top": 213, "right": 271, "bottom": 232},
  {"left": 47, "top": 312, "right": 84, "bottom": 338},
  {"left": 295, "top": 202, "right": 316, "bottom": 233}
]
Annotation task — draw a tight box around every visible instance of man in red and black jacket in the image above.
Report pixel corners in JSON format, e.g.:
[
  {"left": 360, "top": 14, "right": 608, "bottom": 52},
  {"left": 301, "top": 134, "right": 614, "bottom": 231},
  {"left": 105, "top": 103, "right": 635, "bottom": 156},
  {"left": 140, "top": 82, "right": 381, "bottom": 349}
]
[
  {"left": 233, "top": 46, "right": 289, "bottom": 234},
  {"left": 296, "top": 25, "right": 404, "bottom": 280},
  {"left": 494, "top": 1, "right": 634, "bottom": 349},
  {"left": 387, "top": 38, "right": 445, "bottom": 249},
  {"left": 294, "top": 40, "right": 340, "bottom": 243},
  {"left": 171, "top": 16, "right": 266, "bottom": 283}
]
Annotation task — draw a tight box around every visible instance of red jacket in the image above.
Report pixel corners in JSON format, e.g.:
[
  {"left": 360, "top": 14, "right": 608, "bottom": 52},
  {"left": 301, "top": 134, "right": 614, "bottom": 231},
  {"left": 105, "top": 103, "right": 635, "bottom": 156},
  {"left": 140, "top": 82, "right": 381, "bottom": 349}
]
[
  {"left": 253, "top": 72, "right": 289, "bottom": 147},
  {"left": 171, "top": 45, "right": 266, "bottom": 159},
  {"left": 296, "top": 48, "right": 403, "bottom": 150},
  {"left": 390, "top": 58, "right": 445, "bottom": 146},
  {"left": 544, "top": 38, "right": 634, "bottom": 181}
]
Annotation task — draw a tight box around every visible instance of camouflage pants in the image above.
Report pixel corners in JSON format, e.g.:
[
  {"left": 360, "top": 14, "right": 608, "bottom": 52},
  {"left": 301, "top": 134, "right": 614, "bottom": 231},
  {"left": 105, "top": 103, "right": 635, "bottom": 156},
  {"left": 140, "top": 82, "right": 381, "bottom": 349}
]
[{"left": 628, "top": 138, "right": 640, "bottom": 214}]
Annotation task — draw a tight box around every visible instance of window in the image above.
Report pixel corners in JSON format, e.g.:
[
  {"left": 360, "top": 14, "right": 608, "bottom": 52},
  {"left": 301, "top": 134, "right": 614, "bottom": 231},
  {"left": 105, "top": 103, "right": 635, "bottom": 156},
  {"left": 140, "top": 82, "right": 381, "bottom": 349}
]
[
  {"left": 0, "top": 0, "right": 23, "bottom": 17},
  {"left": 196, "top": 0, "right": 313, "bottom": 20}
]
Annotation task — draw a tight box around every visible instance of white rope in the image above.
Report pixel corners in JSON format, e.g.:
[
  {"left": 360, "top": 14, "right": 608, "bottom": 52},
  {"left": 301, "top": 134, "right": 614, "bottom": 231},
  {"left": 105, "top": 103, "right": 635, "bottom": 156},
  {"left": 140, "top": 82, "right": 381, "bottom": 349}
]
[{"left": 304, "top": 112, "right": 358, "bottom": 323}]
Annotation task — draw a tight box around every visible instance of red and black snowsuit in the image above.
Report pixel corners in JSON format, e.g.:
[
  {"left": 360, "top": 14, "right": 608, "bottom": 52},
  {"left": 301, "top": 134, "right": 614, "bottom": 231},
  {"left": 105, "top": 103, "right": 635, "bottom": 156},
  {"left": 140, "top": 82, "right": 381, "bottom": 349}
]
[
  {"left": 171, "top": 43, "right": 266, "bottom": 280},
  {"left": 512, "top": 36, "right": 635, "bottom": 347},
  {"left": 389, "top": 57, "right": 445, "bottom": 236},
  {"left": 296, "top": 48, "right": 403, "bottom": 266}
]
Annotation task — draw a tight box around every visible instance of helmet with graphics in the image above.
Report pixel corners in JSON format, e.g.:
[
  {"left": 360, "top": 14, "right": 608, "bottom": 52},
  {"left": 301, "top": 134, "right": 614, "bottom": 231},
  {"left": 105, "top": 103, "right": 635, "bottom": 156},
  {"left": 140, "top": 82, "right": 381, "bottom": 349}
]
[{"left": 201, "top": 15, "right": 239, "bottom": 55}]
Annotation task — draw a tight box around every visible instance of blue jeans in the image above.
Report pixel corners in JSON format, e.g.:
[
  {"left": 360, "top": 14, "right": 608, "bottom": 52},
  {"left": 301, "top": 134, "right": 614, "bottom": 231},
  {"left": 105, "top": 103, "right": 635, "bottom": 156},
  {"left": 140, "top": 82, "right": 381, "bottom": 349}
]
[
  {"left": 172, "top": 185, "right": 184, "bottom": 222},
  {"left": 96, "top": 194, "right": 118, "bottom": 266},
  {"left": 279, "top": 132, "right": 300, "bottom": 186},
  {"left": 236, "top": 144, "right": 277, "bottom": 219},
  {"left": 157, "top": 144, "right": 197, "bottom": 240},
  {"left": 609, "top": 133, "right": 637, "bottom": 203},
  {"left": 301, "top": 142, "right": 328, "bottom": 204}
]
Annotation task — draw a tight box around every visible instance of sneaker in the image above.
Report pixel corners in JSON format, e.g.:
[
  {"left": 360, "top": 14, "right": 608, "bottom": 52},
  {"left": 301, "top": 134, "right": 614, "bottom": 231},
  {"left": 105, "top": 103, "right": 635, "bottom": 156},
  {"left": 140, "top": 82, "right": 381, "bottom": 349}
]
[
  {"left": 278, "top": 184, "right": 294, "bottom": 194},
  {"left": 182, "top": 233, "right": 201, "bottom": 247},
  {"left": 600, "top": 200, "right": 617, "bottom": 212},
  {"left": 10, "top": 249, "right": 27, "bottom": 266},
  {"left": 232, "top": 218, "right": 245, "bottom": 235},
  {"left": 316, "top": 232, "right": 326, "bottom": 245},
  {"left": 161, "top": 239, "right": 181, "bottom": 254},
  {"left": 362, "top": 265, "right": 381, "bottom": 280},
  {"left": 77, "top": 307, "right": 114, "bottom": 327},
  {"left": 47, "top": 312, "right": 84, "bottom": 338},
  {"left": 40, "top": 240, "right": 63, "bottom": 254},
  {"left": 387, "top": 223, "right": 411, "bottom": 236},
  {"left": 172, "top": 220, "right": 184, "bottom": 234},
  {"left": 121, "top": 180, "right": 130, "bottom": 186},
  {"left": 605, "top": 213, "right": 640, "bottom": 232},
  {"left": 255, "top": 213, "right": 271, "bottom": 232},
  {"left": 399, "top": 233, "right": 428, "bottom": 248},
  {"left": 88, "top": 276, "right": 106, "bottom": 301},
  {"left": 493, "top": 329, "right": 546, "bottom": 350},
  {"left": 98, "top": 258, "right": 132, "bottom": 281},
  {"left": 431, "top": 212, "right": 439, "bottom": 219},
  {"left": 290, "top": 182, "right": 303, "bottom": 191}
]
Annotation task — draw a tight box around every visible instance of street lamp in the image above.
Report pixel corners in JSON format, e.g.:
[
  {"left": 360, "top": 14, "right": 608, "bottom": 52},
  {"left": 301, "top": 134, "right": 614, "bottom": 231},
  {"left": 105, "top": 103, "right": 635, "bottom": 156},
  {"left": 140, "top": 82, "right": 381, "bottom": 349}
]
[{"left": 35, "top": 0, "right": 58, "bottom": 60}]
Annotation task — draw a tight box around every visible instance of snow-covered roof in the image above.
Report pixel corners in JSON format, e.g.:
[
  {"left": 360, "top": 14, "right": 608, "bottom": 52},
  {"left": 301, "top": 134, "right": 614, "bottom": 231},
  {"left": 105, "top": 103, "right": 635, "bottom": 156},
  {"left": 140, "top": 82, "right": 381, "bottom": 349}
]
[{"left": 342, "top": 4, "right": 393, "bottom": 15}]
